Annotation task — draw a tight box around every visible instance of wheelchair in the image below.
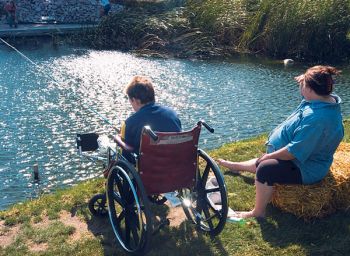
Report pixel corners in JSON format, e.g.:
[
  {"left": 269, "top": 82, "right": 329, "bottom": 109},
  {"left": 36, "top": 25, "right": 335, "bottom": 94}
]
[{"left": 76, "top": 121, "right": 228, "bottom": 255}]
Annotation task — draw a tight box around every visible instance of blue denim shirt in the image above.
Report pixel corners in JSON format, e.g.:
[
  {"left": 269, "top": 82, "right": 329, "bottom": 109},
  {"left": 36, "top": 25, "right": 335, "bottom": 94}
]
[{"left": 267, "top": 94, "right": 344, "bottom": 184}]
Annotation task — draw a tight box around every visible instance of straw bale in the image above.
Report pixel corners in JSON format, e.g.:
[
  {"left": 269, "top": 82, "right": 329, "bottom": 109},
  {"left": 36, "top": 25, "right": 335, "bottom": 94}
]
[
  {"left": 330, "top": 143, "right": 350, "bottom": 211},
  {"left": 272, "top": 142, "right": 350, "bottom": 220}
]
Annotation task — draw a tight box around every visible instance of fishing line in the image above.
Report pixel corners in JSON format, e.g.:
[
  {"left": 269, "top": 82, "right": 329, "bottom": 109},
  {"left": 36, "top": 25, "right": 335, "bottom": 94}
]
[
  {"left": 0, "top": 37, "right": 121, "bottom": 200},
  {"left": 0, "top": 37, "right": 120, "bottom": 132}
]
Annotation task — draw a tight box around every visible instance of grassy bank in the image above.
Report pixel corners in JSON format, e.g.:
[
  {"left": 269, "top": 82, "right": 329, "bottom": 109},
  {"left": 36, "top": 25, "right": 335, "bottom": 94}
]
[
  {"left": 0, "top": 119, "right": 349, "bottom": 255},
  {"left": 76, "top": 0, "right": 350, "bottom": 63}
]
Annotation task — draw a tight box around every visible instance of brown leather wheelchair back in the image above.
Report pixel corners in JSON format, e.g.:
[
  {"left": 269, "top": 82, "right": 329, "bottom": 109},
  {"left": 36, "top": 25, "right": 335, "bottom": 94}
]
[{"left": 138, "top": 126, "right": 201, "bottom": 195}]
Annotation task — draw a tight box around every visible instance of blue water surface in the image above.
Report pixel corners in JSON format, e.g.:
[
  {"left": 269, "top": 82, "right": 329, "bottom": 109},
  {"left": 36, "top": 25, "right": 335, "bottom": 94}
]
[{"left": 1, "top": 42, "right": 349, "bottom": 210}]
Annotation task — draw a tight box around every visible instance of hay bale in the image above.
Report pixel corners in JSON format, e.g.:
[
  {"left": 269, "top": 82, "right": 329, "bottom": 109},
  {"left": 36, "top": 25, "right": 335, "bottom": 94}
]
[
  {"left": 272, "top": 180, "right": 335, "bottom": 219},
  {"left": 330, "top": 143, "right": 350, "bottom": 211},
  {"left": 272, "top": 142, "right": 350, "bottom": 220}
]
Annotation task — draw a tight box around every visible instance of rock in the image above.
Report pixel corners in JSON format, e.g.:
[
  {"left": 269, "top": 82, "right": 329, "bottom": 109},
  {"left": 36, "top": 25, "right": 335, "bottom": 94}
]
[
  {"left": 16, "top": 0, "right": 102, "bottom": 23},
  {"left": 283, "top": 59, "right": 294, "bottom": 66}
]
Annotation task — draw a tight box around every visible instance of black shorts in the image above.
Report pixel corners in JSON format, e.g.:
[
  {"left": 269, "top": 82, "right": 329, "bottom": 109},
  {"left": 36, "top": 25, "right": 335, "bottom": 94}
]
[{"left": 255, "top": 159, "right": 302, "bottom": 186}]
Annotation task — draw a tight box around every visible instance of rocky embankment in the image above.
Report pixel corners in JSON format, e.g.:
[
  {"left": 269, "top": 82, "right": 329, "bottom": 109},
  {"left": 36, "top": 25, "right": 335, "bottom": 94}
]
[{"left": 0, "top": 0, "right": 123, "bottom": 24}]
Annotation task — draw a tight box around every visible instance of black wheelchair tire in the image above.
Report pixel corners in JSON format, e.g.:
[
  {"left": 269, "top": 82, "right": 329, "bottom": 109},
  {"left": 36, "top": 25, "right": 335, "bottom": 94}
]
[
  {"left": 180, "top": 149, "right": 228, "bottom": 236},
  {"left": 106, "top": 160, "right": 153, "bottom": 255},
  {"left": 88, "top": 193, "right": 108, "bottom": 217}
]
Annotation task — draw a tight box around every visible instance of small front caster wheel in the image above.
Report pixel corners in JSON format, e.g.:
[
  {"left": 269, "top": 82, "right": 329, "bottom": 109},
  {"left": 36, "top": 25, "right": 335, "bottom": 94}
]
[{"left": 88, "top": 193, "right": 108, "bottom": 217}]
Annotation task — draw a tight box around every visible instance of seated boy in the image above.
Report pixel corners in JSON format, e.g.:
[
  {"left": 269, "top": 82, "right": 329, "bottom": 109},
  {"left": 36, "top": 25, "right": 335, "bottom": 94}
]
[{"left": 121, "top": 75, "right": 182, "bottom": 163}]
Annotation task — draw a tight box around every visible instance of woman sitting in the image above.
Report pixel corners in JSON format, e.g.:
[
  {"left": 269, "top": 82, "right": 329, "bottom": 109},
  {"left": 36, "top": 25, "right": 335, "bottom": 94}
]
[{"left": 218, "top": 65, "right": 344, "bottom": 219}]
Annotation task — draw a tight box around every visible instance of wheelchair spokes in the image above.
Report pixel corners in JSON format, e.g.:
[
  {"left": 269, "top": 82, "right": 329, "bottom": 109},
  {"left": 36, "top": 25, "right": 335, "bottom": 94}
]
[
  {"left": 112, "top": 190, "right": 124, "bottom": 206},
  {"left": 180, "top": 149, "right": 228, "bottom": 236},
  {"left": 107, "top": 164, "right": 152, "bottom": 254},
  {"left": 79, "top": 122, "right": 229, "bottom": 255}
]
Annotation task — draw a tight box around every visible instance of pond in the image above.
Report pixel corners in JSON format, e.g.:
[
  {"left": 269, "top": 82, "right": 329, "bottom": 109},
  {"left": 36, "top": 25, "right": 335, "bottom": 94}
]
[{"left": 1, "top": 42, "right": 350, "bottom": 210}]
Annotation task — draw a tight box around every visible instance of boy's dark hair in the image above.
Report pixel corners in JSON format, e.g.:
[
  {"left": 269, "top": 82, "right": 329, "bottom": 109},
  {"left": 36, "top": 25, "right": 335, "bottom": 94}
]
[{"left": 125, "top": 76, "right": 155, "bottom": 104}]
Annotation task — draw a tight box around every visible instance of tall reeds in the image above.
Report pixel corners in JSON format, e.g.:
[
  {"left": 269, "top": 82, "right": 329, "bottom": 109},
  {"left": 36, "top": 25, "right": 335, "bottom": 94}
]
[
  {"left": 77, "top": 0, "right": 350, "bottom": 62},
  {"left": 239, "top": 0, "right": 350, "bottom": 62},
  {"left": 81, "top": 4, "right": 223, "bottom": 58},
  {"left": 187, "top": 0, "right": 350, "bottom": 62},
  {"left": 186, "top": 0, "right": 256, "bottom": 46}
]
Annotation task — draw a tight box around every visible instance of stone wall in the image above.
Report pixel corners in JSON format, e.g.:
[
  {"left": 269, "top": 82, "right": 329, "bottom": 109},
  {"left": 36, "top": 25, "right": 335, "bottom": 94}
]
[{"left": 1, "top": 0, "right": 123, "bottom": 24}]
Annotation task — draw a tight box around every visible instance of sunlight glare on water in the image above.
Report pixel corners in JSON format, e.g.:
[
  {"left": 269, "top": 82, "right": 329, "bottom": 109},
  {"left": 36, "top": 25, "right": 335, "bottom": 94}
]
[{"left": 0, "top": 45, "right": 350, "bottom": 210}]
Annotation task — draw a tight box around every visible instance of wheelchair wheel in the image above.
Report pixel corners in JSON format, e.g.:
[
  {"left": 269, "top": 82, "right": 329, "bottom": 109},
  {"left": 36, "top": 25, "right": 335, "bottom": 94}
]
[
  {"left": 180, "top": 149, "right": 228, "bottom": 236},
  {"left": 88, "top": 193, "right": 108, "bottom": 217},
  {"left": 106, "top": 161, "right": 153, "bottom": 255}
]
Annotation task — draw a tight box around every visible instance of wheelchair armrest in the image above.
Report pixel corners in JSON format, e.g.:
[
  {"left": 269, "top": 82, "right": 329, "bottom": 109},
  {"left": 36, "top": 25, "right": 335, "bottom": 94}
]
[{"left": 108, "top": 134, "right": 134, "bottom": 152}]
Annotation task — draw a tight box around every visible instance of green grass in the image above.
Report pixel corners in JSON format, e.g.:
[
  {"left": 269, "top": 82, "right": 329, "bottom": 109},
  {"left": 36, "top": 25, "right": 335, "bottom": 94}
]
[{"left": 1, "top": 120, "right": 349, "bottom": 255}]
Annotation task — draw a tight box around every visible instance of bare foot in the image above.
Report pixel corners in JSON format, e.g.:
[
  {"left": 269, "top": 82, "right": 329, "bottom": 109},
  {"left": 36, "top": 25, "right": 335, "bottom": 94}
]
[
  {"left": 217, "top": 159, "right": 240, "bottom": 174},
  {"left": 236, "top": 211, "right": 265, "bottom": 219}
]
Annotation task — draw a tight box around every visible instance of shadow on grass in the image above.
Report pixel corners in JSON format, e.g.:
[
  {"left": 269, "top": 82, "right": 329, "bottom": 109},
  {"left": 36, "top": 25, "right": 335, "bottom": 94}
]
[
  {"left": 147, "top": 220, "right": 229, "bottom": 256},
  {"left": 86, "top": 204, "right": 229, "bottom": 256},
  {"left": 86, "top": 215, "right": 121, "bottom": 255},
  {"left": 224, "top": 171, "right": 255, "bottom": 185},
  {"left": 258, "top": 207, "right": 350, "bottom": 255}
]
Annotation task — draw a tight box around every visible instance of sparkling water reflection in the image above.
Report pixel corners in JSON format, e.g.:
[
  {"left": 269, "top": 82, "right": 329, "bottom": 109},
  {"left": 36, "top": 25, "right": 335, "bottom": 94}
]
[{"left": 1, "top": 45, "right": 350, "bottom": 210}]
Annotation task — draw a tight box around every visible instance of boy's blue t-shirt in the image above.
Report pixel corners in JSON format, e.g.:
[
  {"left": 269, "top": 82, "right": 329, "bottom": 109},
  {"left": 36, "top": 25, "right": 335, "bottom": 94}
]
[
  {"left": 267, "top": 94, "right": 344, "bottom": 184},
  {"left": 123, "top": 102, "right": 181, "bottom": 158}
]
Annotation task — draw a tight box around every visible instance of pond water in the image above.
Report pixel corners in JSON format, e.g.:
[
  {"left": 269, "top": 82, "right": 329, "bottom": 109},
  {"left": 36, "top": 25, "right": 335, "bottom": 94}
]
[{"left": 1, "top": 42, "right": 350, "bottom": 210}]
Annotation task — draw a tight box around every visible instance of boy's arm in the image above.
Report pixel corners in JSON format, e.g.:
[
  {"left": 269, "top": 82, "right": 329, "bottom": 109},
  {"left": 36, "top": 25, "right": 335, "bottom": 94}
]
[{"left": 109, "top": 134, "right": 134, "bottom": 152}]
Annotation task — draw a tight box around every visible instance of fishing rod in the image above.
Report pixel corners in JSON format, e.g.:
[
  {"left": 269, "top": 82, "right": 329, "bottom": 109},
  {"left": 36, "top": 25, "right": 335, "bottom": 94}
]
[{"left": 0, "top": 37, "right": 120, "bottom": 133}]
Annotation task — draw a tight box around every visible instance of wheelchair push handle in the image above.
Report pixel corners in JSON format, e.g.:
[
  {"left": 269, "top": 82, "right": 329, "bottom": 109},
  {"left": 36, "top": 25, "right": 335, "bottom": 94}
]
[
  {"left": 197, "top": 120, "right": 214, "bottom": 133},
  {"left": 143, "top": 125, "right": 159, "bottom": 141}
]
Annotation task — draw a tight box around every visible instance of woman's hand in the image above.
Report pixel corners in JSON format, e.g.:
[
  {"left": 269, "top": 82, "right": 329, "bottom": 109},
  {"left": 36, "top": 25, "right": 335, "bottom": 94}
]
[
  {"left": 255, "top": 153, "right": 268, "bottom": 166},
  {"left": 256, "top": 147, "right": 295, "bottom": 166}
]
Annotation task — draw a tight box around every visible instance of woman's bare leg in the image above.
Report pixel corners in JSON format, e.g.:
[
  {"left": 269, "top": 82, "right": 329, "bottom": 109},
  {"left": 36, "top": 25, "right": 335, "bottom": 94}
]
[
  {"left": 235, "top": 180, "right": 273, "bottom": 219},
  {"left": 217, "top": 158, "right": 258, "bottom": 173}
]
